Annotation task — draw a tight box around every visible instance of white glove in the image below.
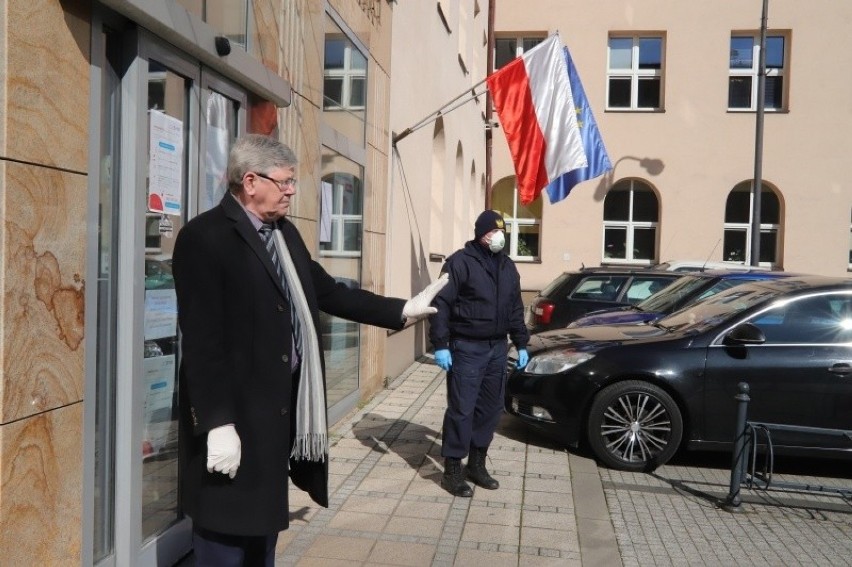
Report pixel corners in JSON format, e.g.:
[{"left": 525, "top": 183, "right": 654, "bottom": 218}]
[
  {"left": 207, "top": 424, "right": 241, "bottom": 479},
  {"left": 402, "top": 273, "right": 450, "bottom": 323}
]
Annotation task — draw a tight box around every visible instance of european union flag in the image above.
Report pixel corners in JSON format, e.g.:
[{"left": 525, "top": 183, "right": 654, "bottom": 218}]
[{"left": 545, "top": 47, "right": 612, "bottom": 204}]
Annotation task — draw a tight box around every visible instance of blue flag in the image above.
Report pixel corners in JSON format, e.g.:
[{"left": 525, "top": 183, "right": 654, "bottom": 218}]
[{"left": 545, "top": 47, "right": 612, "bottom": 204}]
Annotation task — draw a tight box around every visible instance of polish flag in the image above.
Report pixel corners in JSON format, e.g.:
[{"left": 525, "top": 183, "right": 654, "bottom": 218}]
[{"left": 487, "top": 34, "right": 587, "bottom": 205}]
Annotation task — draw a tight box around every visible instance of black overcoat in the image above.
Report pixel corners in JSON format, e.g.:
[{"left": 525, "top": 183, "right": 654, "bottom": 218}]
[{"left": 172, "top": 194, "right": 406, "bottom": 536}]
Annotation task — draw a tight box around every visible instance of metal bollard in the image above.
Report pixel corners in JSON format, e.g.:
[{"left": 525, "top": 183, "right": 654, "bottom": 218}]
[{"left": 722, "top": 382, "right": 750, "bottom": 511}]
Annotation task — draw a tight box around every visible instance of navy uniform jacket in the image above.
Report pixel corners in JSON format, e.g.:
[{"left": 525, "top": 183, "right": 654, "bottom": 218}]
[
  {"left": 172, "top": 193, "right": 406, "bottom": 536},
  {"left": 429, "top": 240, "right": 529, "bottom": 350}
]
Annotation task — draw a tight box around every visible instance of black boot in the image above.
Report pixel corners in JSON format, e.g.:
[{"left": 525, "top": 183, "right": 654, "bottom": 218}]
[
  {"left": 466, "top": 447, "right": 499, "bottom": 489},
  {"left": 441, "top": 457, "right": 473, "bottom": 497}
]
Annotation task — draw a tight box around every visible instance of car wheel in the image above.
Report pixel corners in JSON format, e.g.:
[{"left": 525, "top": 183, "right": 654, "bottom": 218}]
[{"left": 586, "top": 380, "right": 683, "bottom": 472}]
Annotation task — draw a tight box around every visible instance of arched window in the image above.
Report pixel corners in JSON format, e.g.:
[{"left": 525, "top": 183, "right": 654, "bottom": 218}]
[
  {"left": 492, "top": 178, "right": 542, "bottom": 261},
  {"left": 723, "top": 182, "right": 781, "bottom": 266},
  {"left": 602, "top": 179, "right": 659, "bottom": 264}
]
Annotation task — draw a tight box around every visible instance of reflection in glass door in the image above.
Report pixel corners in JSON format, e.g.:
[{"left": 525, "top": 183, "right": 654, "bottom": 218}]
[
  {"left": 141, "top": 59, "right": 188, "bottom": 543},
  {"left": 139, "top": 47, "right": 246, "bottom": 558}
]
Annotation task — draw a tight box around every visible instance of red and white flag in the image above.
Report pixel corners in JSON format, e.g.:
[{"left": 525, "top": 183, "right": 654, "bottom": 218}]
[{"left": 487, "top": 34, "right": 587, "bottom": 205}]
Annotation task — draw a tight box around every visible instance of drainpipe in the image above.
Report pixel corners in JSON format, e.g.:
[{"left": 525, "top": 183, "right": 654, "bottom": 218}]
[{"left": 750, "top": 0, "right": 768, "bottom": 266}]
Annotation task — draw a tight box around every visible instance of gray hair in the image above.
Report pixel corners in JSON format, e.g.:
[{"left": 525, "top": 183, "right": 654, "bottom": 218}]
[{"left": 227, "top": 134, "right": 298, "bottom": 192}]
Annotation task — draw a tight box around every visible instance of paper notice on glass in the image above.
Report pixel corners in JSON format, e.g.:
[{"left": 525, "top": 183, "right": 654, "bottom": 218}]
[
  {"left": 320, "top": 181, "right": 332, "bottom": 243},
  {"left": 142, "top": 354, "right": 176, "bottom": 458},
  {"left": 148, "top": 110, "right": 184, "bottom": 216},
  {"left": 144, "top": 289, "right": 177, "bottom": 340}
]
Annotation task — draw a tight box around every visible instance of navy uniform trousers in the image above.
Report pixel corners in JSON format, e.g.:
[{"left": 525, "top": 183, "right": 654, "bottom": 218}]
[{"left": 441, "top": 338, "right": 508, "bottom": 458}]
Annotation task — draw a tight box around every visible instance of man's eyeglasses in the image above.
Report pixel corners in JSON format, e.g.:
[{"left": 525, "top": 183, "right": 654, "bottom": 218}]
[{"left": 254, "top": 172, "right": 297, "bottom": 190}]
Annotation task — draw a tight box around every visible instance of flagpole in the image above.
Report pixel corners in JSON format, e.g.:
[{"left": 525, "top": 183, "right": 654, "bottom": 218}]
[{"left": 391, "top": 77, "right": 491, "bottom": 145}]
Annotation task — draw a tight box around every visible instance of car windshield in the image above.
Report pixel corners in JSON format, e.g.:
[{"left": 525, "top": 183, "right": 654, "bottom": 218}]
[
  {"left": 637, "top": 275, "right": 707, "bottom": 312},
  {"left": 655, "top": 285, "right": 782, "bottom": 333}
]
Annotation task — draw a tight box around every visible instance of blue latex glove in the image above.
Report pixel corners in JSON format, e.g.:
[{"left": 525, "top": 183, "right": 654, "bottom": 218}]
[
  {"left": 435, "top": 349, "right": 452, "bottom": 371},
  {"left": 517, "top": 348, "right": 529, "bottom": 370}
]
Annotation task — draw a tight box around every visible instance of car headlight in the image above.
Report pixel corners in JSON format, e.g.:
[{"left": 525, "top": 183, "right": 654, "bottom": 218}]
[{"left": 525, "top": 351, "right": 594, "bottom": 374}]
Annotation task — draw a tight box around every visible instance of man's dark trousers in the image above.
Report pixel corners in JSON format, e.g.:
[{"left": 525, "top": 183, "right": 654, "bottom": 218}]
[
  {"left": 192, "top": 527, "right": 277, "bottom": 567},
  {"left": 441, "top": 338, "right": 508, "bottom": 457}
]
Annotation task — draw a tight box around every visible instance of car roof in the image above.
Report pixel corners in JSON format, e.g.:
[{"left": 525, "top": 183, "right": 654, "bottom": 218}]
[
  {"left": 712, "top": 275, "right": 852, "bottom": 294},
  {"left": 651, "top": 260, "right": 772, "bottom": 272},
  {"left": 573, "top": 266, "right": 677, "bottom": 276},
  {"left": 697, "top": 269, "right": 791, "bottom": 280}
]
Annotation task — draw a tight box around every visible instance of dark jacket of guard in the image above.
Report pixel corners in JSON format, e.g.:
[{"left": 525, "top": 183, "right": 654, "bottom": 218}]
[
  {"left": 172, "top": 194, "right": 406, "bottom": 536},
  {"left": 429, "top": 240, "right": 529, "bottom": 350}
]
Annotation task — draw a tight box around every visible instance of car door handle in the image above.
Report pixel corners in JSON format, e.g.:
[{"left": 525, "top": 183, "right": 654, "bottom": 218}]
[{"left": 828, "top": 363, "right": 852, "bottom": 375}]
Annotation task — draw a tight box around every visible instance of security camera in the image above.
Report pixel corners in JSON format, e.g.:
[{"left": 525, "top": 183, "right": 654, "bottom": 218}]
[{"left": 215, "top": 36, "right": 231, "bottom": 57}]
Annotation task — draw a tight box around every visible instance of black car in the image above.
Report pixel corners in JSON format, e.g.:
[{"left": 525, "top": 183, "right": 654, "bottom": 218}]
[
  {"left": 526, "top": 267, "right": 681, "bottom": 333},
  {"left": 506, "top": 276, "right": 852, "bottom": 472},
  {"left": 567, "top": 269, "right": 792, "bottom": 328}
]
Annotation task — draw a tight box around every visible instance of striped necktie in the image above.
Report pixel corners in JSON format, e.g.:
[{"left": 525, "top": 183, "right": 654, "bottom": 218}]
[{"left": 259, "top": 223, "right": 303, "bottom": 360}]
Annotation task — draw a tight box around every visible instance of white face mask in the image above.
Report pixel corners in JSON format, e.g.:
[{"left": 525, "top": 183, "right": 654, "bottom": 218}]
[{"left": 488, "top": 231, "right": 505, "bottom": 253}]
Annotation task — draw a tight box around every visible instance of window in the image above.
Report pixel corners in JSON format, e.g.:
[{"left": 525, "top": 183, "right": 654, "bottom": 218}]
[
  {"left": 319, "top": 155, "right": 363, "bottom": 257},
  {"left": 728, "top": 34, "right": 787, "bottom": 111},
  {"left": 723, "top": 182, "right": 781, "bottom": 267},
  {"left": 572, "top": 276, "right": 628, "bottom": 301},
  {"left": 319, "top": 10, "right": 369, "bottom": 415},
  {"left": 602, "top": 179, "right": 659, "bottom": 264},
  {"left": 323, "top": 37, "right": 367, "bottom": 110},
  {"left": 607, "top": 35, "right": 663, "bottom": 110},
  {"left": 495, "top": 36, "right": 544, "bottom": 69},
  {"left": 492, "top": 179, "right": 542, "bottom": 261},
  {"left": 752, "top": 294, "right": 852, "bottom": 344}
]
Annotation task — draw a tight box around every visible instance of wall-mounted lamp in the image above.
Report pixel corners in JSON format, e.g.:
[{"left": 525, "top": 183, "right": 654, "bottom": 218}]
[{"left": 215, "top": 36, "right": 231, "bottom": 57}]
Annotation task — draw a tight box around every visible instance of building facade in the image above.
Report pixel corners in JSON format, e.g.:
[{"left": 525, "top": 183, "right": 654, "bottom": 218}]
[
  {"left": 0, "top": 0, "right": 479, "bottom": 564},
  {"left": 491, "top": 0, "right": 852, "bottom": 290},
  {"left": 5, "top": 0, "right": 851, "bottom": 564},
  {"left": 384, "top": 0, "right": 488, "bottom": 375}
]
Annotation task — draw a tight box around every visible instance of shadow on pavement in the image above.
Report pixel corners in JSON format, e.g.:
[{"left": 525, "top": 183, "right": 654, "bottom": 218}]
[
  {"left": 650, "top": 450, "right": 852, "bottom": 515},
  {"left": 349, "top": 412, "right": 444, "bottom": 485}
]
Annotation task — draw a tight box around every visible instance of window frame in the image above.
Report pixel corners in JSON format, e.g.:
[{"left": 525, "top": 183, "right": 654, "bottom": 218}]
[
  {"left": 319, "top": 171, "right": 363, "bottom": 258},
  {"left": 493, "top": 183, "right": 541, "bottom": 262},
  {"left": 601, "top": 179, "right": 659, "bottom": 265},
  {"left": 723, "top": 184, "right": 781, "bottom": 268},
  {"left": 323, "top": 38, "right": 367, "bottom": 111},
  {"left": 728, "top": 33, "right": 788, "bottom": 112},
  {"left": 494, "top": 35, "right": 545, "bottom": 70},
  {"left": 606, "top": 34, "right": 665, "bottom": 111}
]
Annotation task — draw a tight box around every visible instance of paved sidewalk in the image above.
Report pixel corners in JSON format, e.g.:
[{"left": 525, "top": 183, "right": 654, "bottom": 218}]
[
  {"left": 270, "top": 357, "right": 852, "bottom": 566},
  {"left": 273, "top": 358, "right": 620, "bottom": 566}
]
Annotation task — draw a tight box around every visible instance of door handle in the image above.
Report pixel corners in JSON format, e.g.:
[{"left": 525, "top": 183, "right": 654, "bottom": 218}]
[{"left": 828, "top": 363, "right": 852, "bottom": 375}]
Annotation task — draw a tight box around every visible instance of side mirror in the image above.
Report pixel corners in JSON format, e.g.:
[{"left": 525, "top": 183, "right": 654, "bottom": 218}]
[{"left": 723, "top": 322, "right": 766, "bottom": 346}]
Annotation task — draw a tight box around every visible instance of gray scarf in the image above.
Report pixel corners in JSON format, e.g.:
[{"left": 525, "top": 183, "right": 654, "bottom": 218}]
[{"left": 272, "top": 229, "right": 327, "bottom": 462}]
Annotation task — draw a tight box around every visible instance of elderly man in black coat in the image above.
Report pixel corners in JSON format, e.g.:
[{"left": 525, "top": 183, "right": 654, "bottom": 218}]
[{"left": 172, "top": 134, "right": 445, "bottom": 565}]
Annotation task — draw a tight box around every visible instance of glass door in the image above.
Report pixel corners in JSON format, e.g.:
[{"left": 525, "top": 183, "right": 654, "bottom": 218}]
[
  {"left": 88, "top": 19, "right": 248, "bottom": 566},
  {"left": 135, "top": 35, "right": 246, "bottom": 565},
  {"left": 132, "top": 35, "right": 199, "bottom": 566}
]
